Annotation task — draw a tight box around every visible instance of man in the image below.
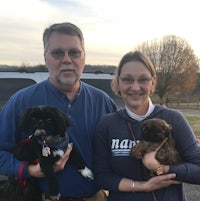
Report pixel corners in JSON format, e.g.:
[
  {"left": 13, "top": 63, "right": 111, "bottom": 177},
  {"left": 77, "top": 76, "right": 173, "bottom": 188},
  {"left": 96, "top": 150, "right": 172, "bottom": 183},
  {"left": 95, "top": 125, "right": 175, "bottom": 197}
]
[{"left": 0, "top": 22, "right": 117, "bottom": 201}]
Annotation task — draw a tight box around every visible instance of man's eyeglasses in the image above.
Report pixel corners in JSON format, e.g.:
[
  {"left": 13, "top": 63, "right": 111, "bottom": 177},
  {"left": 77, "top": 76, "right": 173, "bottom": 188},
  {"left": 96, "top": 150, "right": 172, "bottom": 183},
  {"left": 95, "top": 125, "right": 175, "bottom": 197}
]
[
  {"left": 119, "top": 76, "right": 152, "bottom": 85},
  {"left": 47, "top": 48, "right": 82, "bottom": 60}
]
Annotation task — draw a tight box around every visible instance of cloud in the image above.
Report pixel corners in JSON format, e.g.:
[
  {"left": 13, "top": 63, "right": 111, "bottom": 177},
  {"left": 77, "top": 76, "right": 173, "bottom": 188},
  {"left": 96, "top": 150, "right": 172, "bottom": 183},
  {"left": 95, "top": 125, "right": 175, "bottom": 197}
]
[{"left": 0, "top": 0, "right": 200, "bottom": 65}]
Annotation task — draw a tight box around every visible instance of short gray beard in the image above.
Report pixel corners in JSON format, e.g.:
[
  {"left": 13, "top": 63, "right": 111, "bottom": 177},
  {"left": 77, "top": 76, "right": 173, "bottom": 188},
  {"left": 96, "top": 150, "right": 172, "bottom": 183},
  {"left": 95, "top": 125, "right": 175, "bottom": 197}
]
[{"left": 56, "top": 76, "right": 78, "bottom": 91}]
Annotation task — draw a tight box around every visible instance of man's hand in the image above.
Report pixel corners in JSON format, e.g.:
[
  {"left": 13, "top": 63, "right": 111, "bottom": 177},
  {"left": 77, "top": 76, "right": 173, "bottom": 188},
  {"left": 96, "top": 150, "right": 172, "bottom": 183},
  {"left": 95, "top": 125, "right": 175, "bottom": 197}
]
[
  {"left": 28, "top": 143, "right": 73, "bottom": 177},
  {"left": 53, "top": 143, "right": 73, "bottom": 171},
  {"left": 28, "top": 163, "right": 45, "bottom": 178}
]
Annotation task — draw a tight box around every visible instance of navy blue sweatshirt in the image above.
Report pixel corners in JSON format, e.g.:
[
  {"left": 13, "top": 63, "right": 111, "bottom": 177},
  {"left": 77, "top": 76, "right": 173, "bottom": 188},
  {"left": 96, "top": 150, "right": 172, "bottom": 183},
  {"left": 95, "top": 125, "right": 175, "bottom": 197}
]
[{"left": 94, "top": 105, "right": 200, "bottom": 201}]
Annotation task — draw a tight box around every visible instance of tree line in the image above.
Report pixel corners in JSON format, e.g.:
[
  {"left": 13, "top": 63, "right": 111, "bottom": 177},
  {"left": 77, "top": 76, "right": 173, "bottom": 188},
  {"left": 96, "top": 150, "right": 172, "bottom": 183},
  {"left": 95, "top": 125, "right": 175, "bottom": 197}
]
[{"left": 1, "top": 34, "right": 200, "bottom": 103}]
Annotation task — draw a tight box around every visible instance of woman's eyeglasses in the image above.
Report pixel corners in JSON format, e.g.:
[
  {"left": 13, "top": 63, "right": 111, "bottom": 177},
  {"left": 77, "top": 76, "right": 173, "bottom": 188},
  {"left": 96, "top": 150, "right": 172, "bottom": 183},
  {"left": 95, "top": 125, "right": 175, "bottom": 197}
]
[
  {"left": 47, "top": 48, "right": 82, "bottom": 60},
  {"left": 119, "top": 76, "right": 152, "bottom": 85}
]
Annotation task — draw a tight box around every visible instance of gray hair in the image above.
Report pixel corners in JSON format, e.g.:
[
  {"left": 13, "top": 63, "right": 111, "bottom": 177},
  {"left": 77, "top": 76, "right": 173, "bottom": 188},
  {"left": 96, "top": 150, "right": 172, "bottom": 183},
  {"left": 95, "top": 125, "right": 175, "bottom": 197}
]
[{"left": 43, "top": 22, "right": 85, "bottom": 51}]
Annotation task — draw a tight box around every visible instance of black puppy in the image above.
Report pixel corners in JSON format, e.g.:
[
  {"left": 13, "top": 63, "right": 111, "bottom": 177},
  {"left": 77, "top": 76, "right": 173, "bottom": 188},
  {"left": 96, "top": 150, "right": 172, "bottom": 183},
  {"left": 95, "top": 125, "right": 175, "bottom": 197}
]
[
  {"left": 130, "top": 118, "right": 181, "bottom": 177},
  {"left": 8, "top": 105, "right": 93, "bottom": 201}
]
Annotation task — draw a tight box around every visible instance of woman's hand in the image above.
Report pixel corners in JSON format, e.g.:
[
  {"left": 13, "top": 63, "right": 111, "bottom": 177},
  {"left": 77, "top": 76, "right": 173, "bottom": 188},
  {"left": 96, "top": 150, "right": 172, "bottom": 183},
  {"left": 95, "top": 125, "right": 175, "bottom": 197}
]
[
  {"left": 142, "top": 173, "right": 181, "bottom": 192},
  {"left": 142, "top": 151, "right": 160, "bottom": 171},
  {"left": 118, "top": 173, "right": 181, "bottom": 193},
  {"left": 142, "top": 151, "right": 169, "bottom": 174}
]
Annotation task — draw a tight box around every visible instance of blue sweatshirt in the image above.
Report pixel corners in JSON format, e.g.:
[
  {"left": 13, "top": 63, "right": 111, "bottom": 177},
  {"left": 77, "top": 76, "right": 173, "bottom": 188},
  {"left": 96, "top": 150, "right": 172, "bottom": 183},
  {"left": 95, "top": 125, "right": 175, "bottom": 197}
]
[
  {"left": 94, "top": 106, "right": 200, "bottom": 201},
  {"left": 0, "top": 79, "right": 117, "bottom": 197}
]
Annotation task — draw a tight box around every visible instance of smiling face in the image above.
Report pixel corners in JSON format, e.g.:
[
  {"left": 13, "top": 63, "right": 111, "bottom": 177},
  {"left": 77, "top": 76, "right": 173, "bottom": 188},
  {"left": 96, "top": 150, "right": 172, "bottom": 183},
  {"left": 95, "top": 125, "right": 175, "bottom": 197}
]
[
  {"left": 44, "top": 32, "right": 85, "bottom": 94},
  {"left": 118, "top": 61, "right": 156, "bottom": 115}
]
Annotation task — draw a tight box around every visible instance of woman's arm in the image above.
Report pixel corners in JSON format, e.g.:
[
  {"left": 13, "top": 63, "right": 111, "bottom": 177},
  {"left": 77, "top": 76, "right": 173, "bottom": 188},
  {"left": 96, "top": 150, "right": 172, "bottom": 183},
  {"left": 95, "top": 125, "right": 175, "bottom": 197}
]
[{"left": 118, "top": 174, "right": 180, "bottom": 192}]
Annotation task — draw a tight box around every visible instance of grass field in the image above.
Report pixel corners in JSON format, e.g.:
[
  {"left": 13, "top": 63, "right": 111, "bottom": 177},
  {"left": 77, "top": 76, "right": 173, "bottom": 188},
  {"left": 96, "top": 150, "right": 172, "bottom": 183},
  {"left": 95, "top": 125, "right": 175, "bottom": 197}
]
[
  {"left": 183, "top": 114, "right": 200, "bottom": 201},
  {"left": 185, "top": 115, "right": 200, "bottom": 138}
]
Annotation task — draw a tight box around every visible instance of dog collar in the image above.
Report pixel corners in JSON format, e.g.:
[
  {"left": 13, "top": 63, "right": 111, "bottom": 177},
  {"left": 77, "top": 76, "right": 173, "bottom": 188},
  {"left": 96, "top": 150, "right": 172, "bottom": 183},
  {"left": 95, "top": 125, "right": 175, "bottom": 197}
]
[{"left": 37, "top": 138, "right": 68, "bottom": 150}]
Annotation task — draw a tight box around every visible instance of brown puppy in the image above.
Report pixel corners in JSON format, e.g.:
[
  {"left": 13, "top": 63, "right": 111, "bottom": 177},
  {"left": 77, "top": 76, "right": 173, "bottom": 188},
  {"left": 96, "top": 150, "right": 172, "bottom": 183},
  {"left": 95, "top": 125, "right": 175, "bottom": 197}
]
[{"left": 130, "top": 118, "right": 181, "bottom": 177}]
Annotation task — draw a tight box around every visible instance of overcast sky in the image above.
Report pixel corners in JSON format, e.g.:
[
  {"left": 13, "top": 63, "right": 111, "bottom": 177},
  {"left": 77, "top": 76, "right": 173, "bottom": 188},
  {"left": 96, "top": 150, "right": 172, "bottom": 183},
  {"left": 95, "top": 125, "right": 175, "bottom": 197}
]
[{"left": 0, "top": 0, "right": 199, "bottom": 66}]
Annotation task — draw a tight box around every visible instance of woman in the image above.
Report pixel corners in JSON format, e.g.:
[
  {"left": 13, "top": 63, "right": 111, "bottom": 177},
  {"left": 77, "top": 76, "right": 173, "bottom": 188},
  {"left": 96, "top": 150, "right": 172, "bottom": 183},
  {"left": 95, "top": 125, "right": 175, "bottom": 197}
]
[{"left": 94, "top": 51, "right": 200, "bottom": 201}]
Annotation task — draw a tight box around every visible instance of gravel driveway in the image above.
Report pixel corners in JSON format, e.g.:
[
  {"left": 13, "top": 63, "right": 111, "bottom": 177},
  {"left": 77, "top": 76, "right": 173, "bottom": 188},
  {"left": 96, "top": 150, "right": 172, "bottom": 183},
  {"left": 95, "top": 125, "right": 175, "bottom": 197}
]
[{"left": 184, "top": 183, "right": 200, "bottom": 201}]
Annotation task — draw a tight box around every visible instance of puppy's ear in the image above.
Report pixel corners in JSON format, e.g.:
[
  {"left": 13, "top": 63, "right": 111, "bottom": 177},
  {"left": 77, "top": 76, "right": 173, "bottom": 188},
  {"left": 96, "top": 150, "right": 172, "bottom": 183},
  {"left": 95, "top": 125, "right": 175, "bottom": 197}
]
[
  {"left": 168, "top": 124, "right": 172, "bottom": 132},
  {"left": 20, "top": 107, "right": 34, "bottom": 133},
  {"left": 162, "top": 122, "right": 172, "bottom": 137},
  {"left": 54, "top": 109, "right": 70, "bottom": 128},
  {"left": 61, "top": 112, "right": 70, "bottom": 129},
  {"left": 54, "top": 108, "right": 70, "bottom": 136},
  {"left": 64, "top": 114, "right": 70, "bottom": 128},
  {"left": 167, "top": 124, "right": 173, "bottom": 135}
]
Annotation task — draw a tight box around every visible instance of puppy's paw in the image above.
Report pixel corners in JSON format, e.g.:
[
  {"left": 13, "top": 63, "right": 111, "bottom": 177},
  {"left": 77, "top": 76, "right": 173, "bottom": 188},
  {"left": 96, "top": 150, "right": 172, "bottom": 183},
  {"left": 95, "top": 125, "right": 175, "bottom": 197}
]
[
  {"left": 50, "top": 193, "right": 61, "bottom": 201},
  {"left": 68, "top": 142, "right": 73, "bottom": 148},
  {"left": 53, "top": 149, "right": 64, "bottom": 157},
  {"left": 79, "top": 166, "right": 94, "bottom": 180}
]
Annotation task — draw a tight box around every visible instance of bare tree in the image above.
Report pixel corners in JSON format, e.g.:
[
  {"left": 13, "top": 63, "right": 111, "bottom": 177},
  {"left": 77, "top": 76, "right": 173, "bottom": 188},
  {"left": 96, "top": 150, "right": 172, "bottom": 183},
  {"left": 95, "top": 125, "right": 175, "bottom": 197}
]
[{"left": 135, "top": 35, "right": 199, "bottom": 103}]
